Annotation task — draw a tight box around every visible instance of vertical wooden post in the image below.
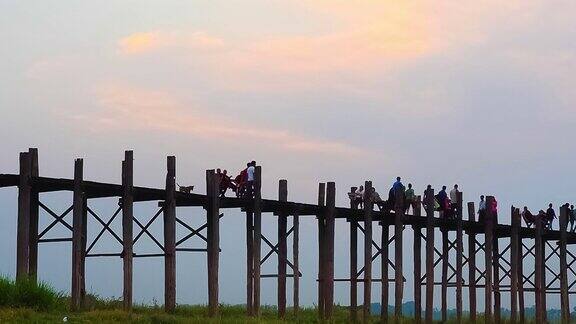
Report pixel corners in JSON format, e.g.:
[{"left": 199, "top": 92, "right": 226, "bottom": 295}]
[
  {"left": 534, "top": 214, "right": 544, "bottom": 323},
  {"left": 441, "top": 226, "right": 448, "bottom": 322},
  {"left": 382, "top": 219, "right": 390, "bottom": 323},
  {"left": 455, "top": 192, "right": 463, "bottom": 324},
  {"left": 413, "top": 196, "right": 422, "bottom": 324},
  {"left": 246, "top": 208, "right": 254, "bottom": 316},
  {"left": 559, "top": 205, "right": 569, "bottom": 324},
  {"left": 484, "top": 196, "right": 494, "bottom": 323},
  {"left": 324, "top": 182, "right": 336, "bottom": 319},
  {"left": 80, "top": 196, "right": 87, "bottom": 307},
  {"left": 363, "top": 181, "right": 373, "bottom": 323},
  {"left": 16, "top": 152, "right": 31, "bottom": 280},
  {"left": 164, "top": 156, "right": 176, "bottom": 313},
  {"left": 28, "top": 148, "right": 39, "bottom": 283},
  {"left": 293, "top": 210, "right": 300, "bottom": 317},
  {"left": 492, "top": 207, "right": 501, "bottom": 323},
  {"left": 71, "top": 158, "right": 84, "bottom": 311},
  {"left": 542, "top": 240, "right": 547, "bottom": 324},
  {"left": 350, "top": 187, "right": 358, "bottom": 323},
  {"left": 510, "top": 207, "right": 520, "bottom": 323},
  {"left": 394, "top": 188, "right": 404, "bottom": 321},
  {"left": 207, "top": 169, "right": 220, "bottom": 317},
  {"left": 518, "top": 238, "right": 525, "bottom": 323},
  {"left": 277, "top": 179, "right": 288, "bottom": 318},
  {"left": 317, "top": 183, "right": 326, "bottom": 319},
  {"left": 122, "top": 151, "right": 134, "bottom": 310},
  {"left": 253, "top": 166, "right": 262, "bottom": 316},
  {"left": 424, "top": 187, "right": 435, "bottom": 324},
  {"left": 467, "top": 202, "right": 477, "bottom": 322}
]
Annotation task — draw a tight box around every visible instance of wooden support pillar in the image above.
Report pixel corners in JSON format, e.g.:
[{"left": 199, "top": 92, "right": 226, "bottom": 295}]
[
  {"left": 467, "top": 202, "right": 477, "bottom": 322},
  {"left": 163, "top": 156, "right": 176, "bottom": 313},
  {"left": 534, "top": 214, "right": 544, "bottom": 323},
  {"left": 559, "top": 204, "right": 570, "bottom": 324},
  {"left": 518, "top": 238, "right": 525, "bottom": 323},
  {"left": 350, "top": 187, "right": 358, "bottom": 323},
  {"left": 424, "top": 187, "right": 435, "bottom": 324},
  {"left": 542, "top": 239, "right": 547, "bottom": 323},
  {"left": 71, "top": 158, "right": 84, "bottom": 311},
  {"left": 493, "top": 209, "right": 501, "bottom": 323},
  {"left": 363, "top": 181, "right": 373, "bottom": 323},
  {"left": 413, "top": 196, "right": 422, "bottom": 324},
  {"left": 484, "top": 196, "right": 494, "bottom": 323},
  {"left": 16, "top": 152, "right": 32, "bottom": 280},
  {"left": 317, "top": 182, "right": 326, "bottom": 319},
  {"left": 324, "top": 182, "right": 336, "bottom": 319},
  {"left": 441, "top": 226, "right": 448, "bottom": 322},
  {"left": 277, "top": 180, "right": 288, "bottom": 319},
  {"left": 394, "top": 188, "right": 404, "bottom": 321},
  {"left": 455, "top": 192, "right": 463, "bottom": 324},
  {"left": 253, "top": 166, "right": 262, "bottom": 316},
  {"left": 381, "top": 219, "right": 389, "bottom": 323},
  {"left": 293, "top": 210, "right": 300, "bottom": 317},
  {"left": 28, "top": 148, "right": 39, "bottom": 283},
  {"left": 80, "top": 196, "right": 88, "bottom": 307},
  {"left": 207, "top": 170, "right": 220, "bottom": 317},
  {"left": 510, "top": 207, "right": 520, "bottom": 323},
  {"left": 246, "top": 209, "right": 254, "bottom": 316},
  {"left": 122, "top": 151, "right": 134, "bottom": 310}
]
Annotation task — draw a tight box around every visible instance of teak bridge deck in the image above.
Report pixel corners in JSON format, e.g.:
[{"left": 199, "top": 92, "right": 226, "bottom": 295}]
[{"left": 2, "top": 148, "right": 575, "bottom": 323}]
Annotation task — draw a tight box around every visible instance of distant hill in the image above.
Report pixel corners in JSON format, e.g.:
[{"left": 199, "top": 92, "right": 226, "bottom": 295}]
[{"left": 369, "top": 302, "right": 572, "bottom": 320}]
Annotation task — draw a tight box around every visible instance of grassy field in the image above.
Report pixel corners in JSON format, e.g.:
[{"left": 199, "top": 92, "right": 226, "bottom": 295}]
[{"left": 0, "top": 276, "right": 538, "bottom": 323}]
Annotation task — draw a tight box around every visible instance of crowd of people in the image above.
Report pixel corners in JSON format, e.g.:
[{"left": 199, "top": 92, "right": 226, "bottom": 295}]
[
  {"left": 347, "top": 177, "right": 463, "bottom": 219},
  {"left": 347, "top": 177, "right": 575, "bottom": 231},
  {"left": 215, "top": 161, "right": 257, "bottom": 198},
  {"left": 521, "top": 203, "right": 576, "bottom": 231}
]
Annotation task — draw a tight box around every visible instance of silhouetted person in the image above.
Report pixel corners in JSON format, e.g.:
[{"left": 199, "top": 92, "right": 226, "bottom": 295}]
[
  {"left": 571, "top": 205, "right": 576, "bottom": 232},
  {"left": 478, "top": 195, "right": 486, "bottom": 223},
  {"left": 546, "top": 203, "right": 556, "bottom": 230},
  {"left": 405, "top": 183, "right": 416, "bottom": 214},
  {"left": 450, "top": 184, "right": 460, "bottom": 209},
  {"left": 522, "top": 206, "right": 535, "bottom": 228}
]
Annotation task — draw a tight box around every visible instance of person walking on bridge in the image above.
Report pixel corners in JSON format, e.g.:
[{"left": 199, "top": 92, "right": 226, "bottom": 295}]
[
  {"left": 545, "top": 203, "right": 556, "bottom": 230},
  {"left": 570, "top": 205, "right": 576, "bottom": 232},
  {"left": 450, "top": 184, "right": 460, "bottom": 209},
  {"left": 522, "top": 206, "right": 535, "bottom": 228},
  {"left": 405, "top": 183, "right": 416, "bottom": 214},
  {"left": 478, "top": 195, "right": 486, "bottom": 223}
]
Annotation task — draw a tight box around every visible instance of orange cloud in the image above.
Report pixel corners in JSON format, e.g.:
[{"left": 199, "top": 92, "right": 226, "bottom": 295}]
[
  {"left": 118, "top": 31, "right": 224, "bottom": 55},
  {"left": 72, "top": 84, "right": 368, "bottom": 157}
]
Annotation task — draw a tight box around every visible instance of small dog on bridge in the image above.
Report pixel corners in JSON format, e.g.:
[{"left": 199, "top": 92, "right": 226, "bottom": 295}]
[{"left": 178, "top": 184, "right": 194, "bottom": 194}]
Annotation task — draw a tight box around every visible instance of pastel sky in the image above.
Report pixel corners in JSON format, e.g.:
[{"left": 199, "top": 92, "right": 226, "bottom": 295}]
[{"left": 1, "top": 0, "right": 576, "bottom": 311}]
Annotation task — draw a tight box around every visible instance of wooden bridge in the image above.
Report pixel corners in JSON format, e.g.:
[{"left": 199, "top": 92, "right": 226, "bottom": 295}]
[{"left": 2, "top": 148, "right": 575, "bottom": 323}]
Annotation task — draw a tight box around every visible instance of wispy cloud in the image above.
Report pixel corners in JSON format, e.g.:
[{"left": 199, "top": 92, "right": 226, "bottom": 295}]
[
  {"left": 118, "top": 30, "right": 225, "bottom": 55},
  {"left": 71, "top": 84, "right": 368, "bottom": 157}
]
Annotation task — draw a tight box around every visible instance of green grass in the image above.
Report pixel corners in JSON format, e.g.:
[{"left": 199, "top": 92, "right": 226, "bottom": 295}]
[{"left": 0, "top": 276, "right": 542, "bottom": 323}]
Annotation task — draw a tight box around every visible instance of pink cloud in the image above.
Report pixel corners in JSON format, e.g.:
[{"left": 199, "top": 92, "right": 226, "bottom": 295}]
[
  {"left": 118, "top": 31, "right": 225, "bottom": 55},
  {"left": 71, "top": 84, "right": 368, "bottom": 157}
]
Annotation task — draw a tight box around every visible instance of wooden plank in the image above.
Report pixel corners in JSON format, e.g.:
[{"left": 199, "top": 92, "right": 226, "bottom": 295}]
[
  {"left": 455, "top": 192, "right": 463, "bottom": 323},
  {"left": 16, "top": 152, "right": 31, "bottom": 279},
  {"left": 363, "top": 181, "right": 373, "bottom": 323},
  {"left": 71, "top": 158, "right": 84, "bottom": 311},
  {"left": 413, "top": 196, "right": 422, "bottom": 324},
  {"left": 324, "top": 182, "right": 336, "bottom": 319},
  {"left": 277, "top": 179, "right": 288, "bottom": 319},
  {"left": 394, "top": 187, "right": 404, "bottom": 321},
  {"left": 122, "top": 151, "right": 134, "bottom": 310},
  {"left": 467, "top": 202, "right": 477, "bottom": 321},
  {"left": 382, "top": 219, "right": 389, "bottom": 323},
  {"left": 424, "top": 187, "right": 435, "bottom": 324},
  {"left": 350, "top": 187, "right": 358, "bottom": 323},
  {"left": 207, "top": 170, "right": 220, "bottom": 317},
  {"left": 559, "top": 204, "right": 569, "bottom": 324},
  {"left": 253, "top": 166, "right": 262, "bottom": 316},
  {"left": 535, "top": 213, "right": 544, "bottom": 323},
  {"left": 163, "top": 156, "right": 176, "bottom": 313},
  {"left": 510, "top": 207, "right": 519, "bottom": 322},
  {"left": 28, "top": 148, "right": 39, "bottom": 282},
  {"left": 317, "top": 182, "right": 326, "bottom": 320},
  {"left": 293, "top": 210, "right": 300, "bottom": 317},
  {"left": 484, "top": 196, "right": 494, "bottom": 323}
]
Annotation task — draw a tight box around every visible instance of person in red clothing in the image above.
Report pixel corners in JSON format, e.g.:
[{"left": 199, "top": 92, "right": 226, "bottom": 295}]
[{"left": 490, "top": 197, "right": 498, "bottom": 224}]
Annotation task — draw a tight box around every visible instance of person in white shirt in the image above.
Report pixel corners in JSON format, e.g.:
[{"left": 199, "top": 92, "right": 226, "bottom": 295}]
[
  {"left": 478, "top": 195, "right": 486, "bottom": 222},
  {"left": 450, "top": 184, "right": 460, "bottom": 211},
  {"left": 246, "top": 161, "right": 256, "bottom": 197},
  {"left": 356, "top": 185, "right": 365, "bottom": 209}
]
